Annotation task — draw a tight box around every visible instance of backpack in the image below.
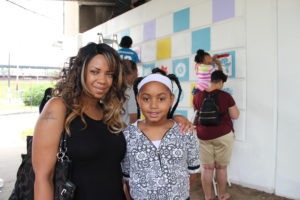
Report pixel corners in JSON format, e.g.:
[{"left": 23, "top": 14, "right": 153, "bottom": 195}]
[{"left": 197, "top": 91, "right": 222, "bottom": 126}]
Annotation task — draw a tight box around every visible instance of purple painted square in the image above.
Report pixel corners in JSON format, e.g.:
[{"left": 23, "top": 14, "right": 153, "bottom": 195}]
[
  {"left": 213, "top": 0, "right": 235, "bottom": 22},
  {"left": 143, "top": 20, "right": 156, "bottom": 41}
]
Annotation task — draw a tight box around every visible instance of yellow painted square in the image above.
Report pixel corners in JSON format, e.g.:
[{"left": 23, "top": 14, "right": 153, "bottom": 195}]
[
  {"left": 190, "top": 83, "right": 196, "bottom": 107},
  {"left": 157, "top": 38, "right": 171, "bottom": 60}
]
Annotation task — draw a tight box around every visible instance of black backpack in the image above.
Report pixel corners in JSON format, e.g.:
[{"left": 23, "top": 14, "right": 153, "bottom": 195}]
[{"left": 197, "top": 91, "right": 222, "bottom": 126}]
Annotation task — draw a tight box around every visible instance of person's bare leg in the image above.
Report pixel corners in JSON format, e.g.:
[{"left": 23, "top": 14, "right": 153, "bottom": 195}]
[
  {"left": 215, "top": 164, "right": 230, "bottom": 200},
  {"left": 201, "top": 164, "right": 215, "bottom": 200}
]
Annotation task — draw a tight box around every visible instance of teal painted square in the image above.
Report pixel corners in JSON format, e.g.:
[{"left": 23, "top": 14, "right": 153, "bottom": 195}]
[
  {"left": 174, "top": 110, "right": 188, "bottom": 118},
  {"left": 192, "top": 27, "right": 211, "bottom": 53},
  {"left": 172, "top": 58, "right": 189, "bottom": 81},
  {"left": 142, "top": 63, "right": 155, "bottom": 76},
  {"left": 173, "top": 8, "right": 190, "bottom": 33}
]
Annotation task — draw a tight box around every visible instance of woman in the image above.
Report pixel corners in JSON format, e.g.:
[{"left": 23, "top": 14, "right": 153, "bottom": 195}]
[
  {"left": 32, "top": 43, "right": 192, "bottom": 200},
  {"left": 32, "top": 43, "right": 128, "bottom": 200},
  {"left": 193, "top": 71, "right": 239, "bottom": 200}
]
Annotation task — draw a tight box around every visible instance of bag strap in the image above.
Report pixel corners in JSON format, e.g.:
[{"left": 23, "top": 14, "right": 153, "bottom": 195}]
[{"left": 57, "top": 108, "right": 71, "bottom": 162}]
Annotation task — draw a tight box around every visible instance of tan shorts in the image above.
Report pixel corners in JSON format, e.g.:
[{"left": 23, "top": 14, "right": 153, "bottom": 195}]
[{"left": 199, "top": 131, "right": 234, "bottom": 166}]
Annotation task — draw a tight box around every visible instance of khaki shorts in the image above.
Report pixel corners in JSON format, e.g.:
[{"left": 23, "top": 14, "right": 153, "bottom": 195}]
[{"left": 199, "top": 131, "right": 234, "bottom": 166}]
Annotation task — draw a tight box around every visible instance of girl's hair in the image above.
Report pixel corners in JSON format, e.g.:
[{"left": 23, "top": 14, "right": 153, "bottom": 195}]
[
  {"left": 54, "top": 42, "right": 127, "bottom": 134},
  {"left": 194, "top": 49, "right": 210, "bottom": 63},
  {"left": 133, "top": 68, "right": 182, "bottom": 119},
  {"left": 122, "top": 59, "right": 137, "bottom": 76}
]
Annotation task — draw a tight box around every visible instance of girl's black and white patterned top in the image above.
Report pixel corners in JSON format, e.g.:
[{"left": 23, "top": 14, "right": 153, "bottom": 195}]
[{"left": 121, "top": 120, "right": 200, "bottom": 200}]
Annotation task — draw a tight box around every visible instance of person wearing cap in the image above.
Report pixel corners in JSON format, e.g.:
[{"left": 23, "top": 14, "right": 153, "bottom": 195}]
[
  {"left": 118, "top": 36, "right": 140, "bottom": 63},
  {"left": 193, "top": 70, "right": 239, "bottom": 200},
  {"left": 122, "top": 68, "right": 200, "bottom": 200}
]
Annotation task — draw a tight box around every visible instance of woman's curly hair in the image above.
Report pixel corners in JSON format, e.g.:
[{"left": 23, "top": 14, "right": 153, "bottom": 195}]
[{"left": 53, "top": 43, "right": 127, "bottom": 134}]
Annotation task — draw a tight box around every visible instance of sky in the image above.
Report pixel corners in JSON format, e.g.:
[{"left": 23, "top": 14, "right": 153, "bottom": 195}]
[{"left": 0, "top": 0, "right": 64, "bottom": 67}]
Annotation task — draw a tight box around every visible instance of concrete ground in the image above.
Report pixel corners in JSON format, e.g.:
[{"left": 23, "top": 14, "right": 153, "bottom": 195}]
[
  {"left": 190, "top": 173, "right": 292, "bottom": 200},
  {"left": 0, "top": 112, "right": 293, "bottom": 200}
]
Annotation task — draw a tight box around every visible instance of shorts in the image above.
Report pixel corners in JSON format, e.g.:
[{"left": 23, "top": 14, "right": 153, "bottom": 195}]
[{"left": 199, "top": 131, "right": 234, "bottom": 166}]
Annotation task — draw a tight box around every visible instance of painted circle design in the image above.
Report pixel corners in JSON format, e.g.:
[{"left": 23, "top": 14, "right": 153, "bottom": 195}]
[{"left": 175, "top": 62, "right": 186, "bottom": 77}]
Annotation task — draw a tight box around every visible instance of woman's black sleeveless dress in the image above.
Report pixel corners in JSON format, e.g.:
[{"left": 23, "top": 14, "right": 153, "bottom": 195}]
[{"left": 67, "top": 114, "right": 126, "bottom": 200}]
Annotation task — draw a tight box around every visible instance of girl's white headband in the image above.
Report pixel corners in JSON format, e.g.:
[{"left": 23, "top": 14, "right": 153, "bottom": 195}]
[{"left": 137, "top": 74, "right": 172, "bottom": 92}]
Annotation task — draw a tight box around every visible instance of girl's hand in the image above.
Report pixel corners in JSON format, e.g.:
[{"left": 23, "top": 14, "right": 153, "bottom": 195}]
[{"left": 172, "top": 114, "right": 194, "bottom": 134}]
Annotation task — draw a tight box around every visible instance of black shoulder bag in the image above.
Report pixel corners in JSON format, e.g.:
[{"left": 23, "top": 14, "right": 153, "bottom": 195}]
[{"left": 9, "top": 131, "right": 76, "bottom": 200}]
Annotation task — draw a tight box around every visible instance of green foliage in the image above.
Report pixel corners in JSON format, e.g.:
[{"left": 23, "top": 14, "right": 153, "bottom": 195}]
[{"left": 22, "top": 83, "right": 54, "bottom": 106}]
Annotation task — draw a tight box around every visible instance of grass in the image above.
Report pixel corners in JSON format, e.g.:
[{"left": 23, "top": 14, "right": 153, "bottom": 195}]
[{"left": 0, "top": 80, "right": 56, "bottom": 99}]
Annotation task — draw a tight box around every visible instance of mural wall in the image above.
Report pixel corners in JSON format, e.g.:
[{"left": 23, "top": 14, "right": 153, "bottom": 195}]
[{"left": 76, "top": 0, "right": 300, "bottom": 199}]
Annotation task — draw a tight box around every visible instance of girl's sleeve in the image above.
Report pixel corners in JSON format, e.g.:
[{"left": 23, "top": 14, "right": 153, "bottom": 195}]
[
  {"left": 186, "top": 132, "right": 201, "bottom": 174},
  {"left": 121, "top": 131, "right": 130, "bottom": 181}
]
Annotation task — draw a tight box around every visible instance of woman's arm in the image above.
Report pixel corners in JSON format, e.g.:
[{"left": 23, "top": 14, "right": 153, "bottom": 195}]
[
  {"left": 228, "top": 105, "right": 240, "bottom": 120},
  {"left": 172, "top": 114, "right": 194, "bottom": 133},
  {"left": 32, "top": 97, "right": 66, "bottom": 200}
]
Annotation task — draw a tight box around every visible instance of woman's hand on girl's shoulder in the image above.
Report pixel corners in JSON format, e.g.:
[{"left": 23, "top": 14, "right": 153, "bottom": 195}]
[{"left": 172, "top": 114, "right": 194, "bottom": 134}]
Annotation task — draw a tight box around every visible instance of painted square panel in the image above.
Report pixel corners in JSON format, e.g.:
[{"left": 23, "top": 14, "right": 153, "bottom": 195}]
[
  {"left": 190, "top": 83, "right": 196, "bottom": 107},
  {"left": 174, "top": 110, "right": 188, "bottom": 118},
  {"left": 142, "top": 40, "right": 157, "bottom": 62},
  {"left": 218, "top": 51, "right": 236, "bottom": 78},
  {"left": 233, "top": 110, "right": 246, "bottom": 141},
  {"left": 235, "top": 0, "right": 246, "bottom": 17},
  {"left": 156, "top": 59, "right": 172, "bottom": 74},
  {"left": 142, "top": 63, "right": 156, "bottom": 76},
  {"left": 192, "top": 27, "right": 211, "bottom": 53},
  {"left": 143, "top": 20, "right": 156, "bottom": 41},
  {"left": 172, "top": 58, "right": 190, "bottom": 81},
  {"left": 190, "top": 1, "right": 212, "bottom": 28},
  {"left": 235, "top": 48, "right": 246, "bottom": 78},
  {"left": 173, "top": 8, "right": 190, "bottom": 33},
  {"left": 211, "top": 19, "right": 246, "bottom": 50},
  {"left": 212, "top": 0, "right": 235, "bottom": 22},
  {"left": 172, "top": 31, "right": 191, "bottom": 57},
  {"left": 157, "top": 38, "right": 171, "bottom": 60},
  {"left": 132, "top": 46, "right": 142, "bottom": 63},
  {"left": 156, "top": 14, "right": 173, "bottom": 38},
  {"left": 120, "top": 29, "right": 130, "bottom": 38},
  {"left": 131, "top": 25, "right": 143, "bottom": 44},
  {"left": 189, "top": 55, "right": 197, "bottom": 81},
  {"left": 223, "top": 79, "right": 246, "bottom": 109},
  {"left": 174, "top": 82, "right": 191, "bottom": 107}
]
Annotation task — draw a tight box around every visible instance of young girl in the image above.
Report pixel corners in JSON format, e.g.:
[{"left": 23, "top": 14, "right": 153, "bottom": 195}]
[
  {"left": 122, "top": 68, "right": 200, "bottom": 200},
  {"left": 193, "top": 49, "right": 223, "bottom": 95}
]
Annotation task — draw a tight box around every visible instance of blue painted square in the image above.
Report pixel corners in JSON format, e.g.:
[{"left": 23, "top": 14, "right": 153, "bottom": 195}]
[
  {"left": 172, "top": 58, "right": 189, "bottom": 81},
  {"left": 192, "top": 27, "right": 211, "bottom": 53},
  {"left": 120, "top": 29, "right": 130, "bottom": 38},
  {"left": 173, "top": 8, "right": 190, "bottom": 33},
  {"left": 174, "top": 110, "right": 188, "bottom": 118},
  {"left": 142, "top": 63, "right": 155, "bottom": 76},
  {"left": 218, "top": 51, "right": 236, "bottom": 78}
]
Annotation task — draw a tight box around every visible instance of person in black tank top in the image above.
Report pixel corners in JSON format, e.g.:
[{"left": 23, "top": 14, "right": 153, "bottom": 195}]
[{"left": 32, "top": 43, "right": 128, "bottom": 200}]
